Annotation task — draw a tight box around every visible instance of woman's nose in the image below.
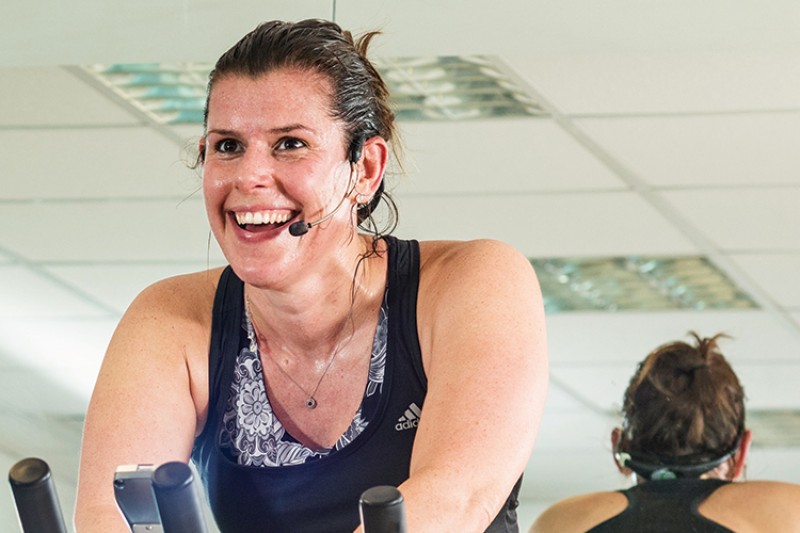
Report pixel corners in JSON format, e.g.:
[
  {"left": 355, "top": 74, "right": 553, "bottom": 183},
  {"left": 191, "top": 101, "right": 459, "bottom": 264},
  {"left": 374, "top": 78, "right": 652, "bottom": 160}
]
[{"left": 236, "top": 145, "right": 276, "bottom": 190}]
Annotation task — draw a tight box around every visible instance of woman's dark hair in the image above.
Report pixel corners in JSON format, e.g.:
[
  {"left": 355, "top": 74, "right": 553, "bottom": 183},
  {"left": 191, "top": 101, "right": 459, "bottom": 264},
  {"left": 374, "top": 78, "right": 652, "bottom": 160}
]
[
  {"left": 619, "top": 332, "right": 745, "bottom": 462},
  {"left": 202, "top": 19, "right": 399, "bottom": 241}
]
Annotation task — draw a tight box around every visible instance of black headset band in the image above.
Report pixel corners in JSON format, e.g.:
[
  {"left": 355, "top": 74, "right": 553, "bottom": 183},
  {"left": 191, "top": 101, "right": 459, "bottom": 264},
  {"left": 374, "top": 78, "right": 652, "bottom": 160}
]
[{"left": 616, "top": 437, "right": 741, "bottom": 480}]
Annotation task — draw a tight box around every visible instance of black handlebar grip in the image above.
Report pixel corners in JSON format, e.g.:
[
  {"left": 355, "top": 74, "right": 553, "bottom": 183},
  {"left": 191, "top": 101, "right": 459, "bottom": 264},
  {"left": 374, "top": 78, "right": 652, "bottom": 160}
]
[
  {"left": 8, "top": 458, "right": 67, "bottom": 533},
  {"left": 359, "top": 485, "right": 407, "bottom": 533},
  {"left": 152, "top": 461, "right": 208, "bottom": 533}
]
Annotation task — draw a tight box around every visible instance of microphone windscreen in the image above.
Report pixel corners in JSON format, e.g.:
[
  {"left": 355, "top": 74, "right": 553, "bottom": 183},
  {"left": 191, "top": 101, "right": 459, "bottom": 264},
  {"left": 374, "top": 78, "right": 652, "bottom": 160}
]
[
  {"left": 359, "top": 485, "right": 407, "bottom": 533},
  {"left": 8, "top": 458, "right": 67, "bottom": 533},
  {"left": 289, "top": 221, "right": 309, "bottom": 236}
]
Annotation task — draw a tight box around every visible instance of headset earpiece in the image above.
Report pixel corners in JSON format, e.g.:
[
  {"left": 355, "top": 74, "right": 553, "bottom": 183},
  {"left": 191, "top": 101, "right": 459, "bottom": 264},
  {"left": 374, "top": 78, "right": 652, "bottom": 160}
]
[{"left": 348, "top": 135, "right": 366, "bottom": 164}]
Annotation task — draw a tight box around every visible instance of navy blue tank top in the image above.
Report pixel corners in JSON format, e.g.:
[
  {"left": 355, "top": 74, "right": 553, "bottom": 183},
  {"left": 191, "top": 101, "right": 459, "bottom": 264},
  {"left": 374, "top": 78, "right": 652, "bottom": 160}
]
[
  {"left": 192, "top": 236, "right": 521, "bottom": 532},
  {"left": 587, "top": 479, "right": 733, "bottom": 533}
]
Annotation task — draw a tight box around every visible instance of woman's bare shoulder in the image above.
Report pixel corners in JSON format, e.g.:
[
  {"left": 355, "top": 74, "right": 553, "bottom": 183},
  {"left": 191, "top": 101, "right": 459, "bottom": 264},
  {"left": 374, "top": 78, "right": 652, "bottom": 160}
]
[
  {"left": 420, "top": 239, "right": 538, "bottom": 292},
  {"left": 712, "top": 479, "right": 800, "bottom": 504},
  {"left": 530, "top": 490, "right": 628, "bottom": 533},
  {"left": 419, "top": 238, "right": 527, "bottom": 263},
  {"left": 110, "top": 267, "right": 226, "bottom": 361},
  {"left": 703, "top": 480, "right": 800, "bottom": 531},
  {"left": 129, "top": 267, "right": 224, "bottom": 320}
]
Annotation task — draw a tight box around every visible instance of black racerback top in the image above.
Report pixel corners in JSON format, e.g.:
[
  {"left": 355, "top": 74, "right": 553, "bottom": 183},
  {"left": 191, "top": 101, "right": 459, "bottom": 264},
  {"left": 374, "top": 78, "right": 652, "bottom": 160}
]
[
  {"left": 587, "top": 478, "right": 734, "bottom": 533},
  {"left": 192, "top": 236, "right": 521, "bottom": 532}
]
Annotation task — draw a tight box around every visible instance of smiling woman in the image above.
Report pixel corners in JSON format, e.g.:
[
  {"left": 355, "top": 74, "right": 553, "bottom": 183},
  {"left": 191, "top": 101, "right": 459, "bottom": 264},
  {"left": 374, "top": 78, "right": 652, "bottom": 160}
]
[{"left": 75, "top": 19, "right": 548, "bottom": 533}]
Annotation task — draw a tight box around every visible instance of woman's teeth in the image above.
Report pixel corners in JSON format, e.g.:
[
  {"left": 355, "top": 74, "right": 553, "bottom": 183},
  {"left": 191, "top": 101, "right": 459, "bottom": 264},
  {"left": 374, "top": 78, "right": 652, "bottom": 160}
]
[{"left": 235, "top": 211, "right": 291, "bottom": 226}]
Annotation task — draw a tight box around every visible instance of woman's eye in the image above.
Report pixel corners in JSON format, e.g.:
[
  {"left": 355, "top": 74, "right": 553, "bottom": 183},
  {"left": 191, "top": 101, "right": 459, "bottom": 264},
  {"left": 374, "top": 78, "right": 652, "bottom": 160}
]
[
  {"left": 276, "top": 137, "right": 306, "bottom": 151},
  {"left": 214, "top": 139, "right": 241, "bottom": 153}
]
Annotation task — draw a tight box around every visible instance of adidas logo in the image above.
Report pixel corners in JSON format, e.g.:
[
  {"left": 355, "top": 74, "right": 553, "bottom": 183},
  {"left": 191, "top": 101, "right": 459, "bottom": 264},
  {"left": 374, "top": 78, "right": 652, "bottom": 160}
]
[{"left": 395, "top": 403, "right": 421, "bottom": 431}]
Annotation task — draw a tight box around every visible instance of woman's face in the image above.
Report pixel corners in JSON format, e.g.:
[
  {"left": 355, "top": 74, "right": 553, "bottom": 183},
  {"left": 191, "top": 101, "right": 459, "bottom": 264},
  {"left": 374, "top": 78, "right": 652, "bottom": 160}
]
[{"left": 202, "top": 68, "right": 355, "bottom": 285}]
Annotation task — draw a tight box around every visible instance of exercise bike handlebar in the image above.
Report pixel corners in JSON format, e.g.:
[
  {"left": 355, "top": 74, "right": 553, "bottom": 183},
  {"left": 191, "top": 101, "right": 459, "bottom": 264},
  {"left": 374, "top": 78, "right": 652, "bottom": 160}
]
[
  {"left": 152, "top": 461, "right": 208, "bottom": 533},
  {"left": 359, "top": 485, "right": 407, "bottom": 533},
  {"left": 9, "top": 456, "right": 403, "bottom": 533},
  {"left": 8, "top": 457, "right": 67, "bottom": 533}
]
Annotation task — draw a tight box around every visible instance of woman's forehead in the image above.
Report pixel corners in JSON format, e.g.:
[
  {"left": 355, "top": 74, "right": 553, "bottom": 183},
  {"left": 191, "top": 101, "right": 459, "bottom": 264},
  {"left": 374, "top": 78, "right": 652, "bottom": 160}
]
[{"left": 208, "top": 69, "right": 336, "bottom": 126}]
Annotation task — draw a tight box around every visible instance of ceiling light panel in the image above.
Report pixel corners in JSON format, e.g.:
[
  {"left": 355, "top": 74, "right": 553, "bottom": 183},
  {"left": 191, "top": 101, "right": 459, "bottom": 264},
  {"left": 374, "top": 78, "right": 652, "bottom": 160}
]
[
  {"left": 531, "top": 256, "right": 759, "bottom": 313},
  {"left": 87, "top": 63, "right": 209, "bottom": 124},
  {"left": 372, "top": 55, "right": 544, "bottom": 121},
  {"left": 86, "top": 55, "right": 543, "bottom": 125}
]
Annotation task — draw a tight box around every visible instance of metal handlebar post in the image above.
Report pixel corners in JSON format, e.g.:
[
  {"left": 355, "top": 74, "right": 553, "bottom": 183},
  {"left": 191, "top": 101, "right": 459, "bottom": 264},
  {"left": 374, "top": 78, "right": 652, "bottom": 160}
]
[
  {"left": 152, "top": 462, "right": 208, "bottom": 533},
  {"left": 8, "top": 458, "right": 67, "bottom": 533},
  {"left": 359, "top": 485, "right": 407, "bottom": 533}
]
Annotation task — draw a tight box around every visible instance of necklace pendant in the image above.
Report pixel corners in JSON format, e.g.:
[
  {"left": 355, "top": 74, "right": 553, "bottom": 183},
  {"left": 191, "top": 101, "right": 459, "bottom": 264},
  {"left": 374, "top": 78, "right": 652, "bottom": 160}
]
[{"left": 305, "top": 397, "right": 318, "bottom": 409}]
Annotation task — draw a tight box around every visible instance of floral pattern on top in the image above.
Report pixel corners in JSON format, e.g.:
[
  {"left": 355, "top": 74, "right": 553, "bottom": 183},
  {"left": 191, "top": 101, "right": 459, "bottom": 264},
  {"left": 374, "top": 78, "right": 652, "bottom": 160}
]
[{"left": 220, "top": 296, "right": 388, "bottom": 467}]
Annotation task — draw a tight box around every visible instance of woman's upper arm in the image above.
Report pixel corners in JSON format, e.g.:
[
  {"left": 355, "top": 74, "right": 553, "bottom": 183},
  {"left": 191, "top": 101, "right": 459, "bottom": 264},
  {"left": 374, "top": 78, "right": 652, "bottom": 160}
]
[
  {"left": 403, "top": 239, "right": 548, "bottom": 530},
  {"left": 75, "top": 274, "right": 213, "bottom": 531}
]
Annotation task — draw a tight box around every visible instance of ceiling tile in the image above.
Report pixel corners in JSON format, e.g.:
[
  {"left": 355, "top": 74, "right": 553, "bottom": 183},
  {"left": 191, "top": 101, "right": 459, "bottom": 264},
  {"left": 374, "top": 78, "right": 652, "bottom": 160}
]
[
  {"left": 0, "top": 465, "right": 19, "bottom": 533},
  {"left": 0, "top": 127, "right": 201, "bottom": 199},
  {"left": 514, "top": 51, "right": 800, "bottom": 115},
  {"left": 0, "top": 198, "right": 225, "bottom": 262},
  {"left": 576, "top": 113, "right": 800, "bottom": 187},
  {"left": 344, "top": 1, "right": 800, "bottom": 59},
  {"left": 745, "top": 449, "right": 800, "bottom": 485},
  {"left": 0, "top": 317, "right": 115, "bottom": 371},
  {"left": 0, "top": 369, "right": 90, "bottom": 416},
  {"left": 400, "top": 119, "right": 626, "bottom": 194},
  {"left": 0, "top": 266, "right": 111, "bottom": 319},
  {"left": 736, "top": 363, "right": 800, "bottom": 409},
  {"left": 0, "top": 0, "right": 334, "bottom": 66},
  {"left": 546, "top": 379, "right": 594, "bottom": 413},
  {"left": 392, "top": 191, "right": 698, "bottom": 258},
  {"left": 45, "top": 263, "right": 220, "bottom": 314},
  {"left": 0, "top": 67, "right": 139, "bottom": 127},
  {"left": 660, "top": 188, "right": 800, "bottom": 251},
  {"left": 43, "top": 367, "right": 100, "bottom": 408},
  {"left": 535, "top": 411, "right": 616, "bottom": 452},
  {"left": 550, "top": 365, "right": 630, "bottom": 414},
  {"left": 729, "top": 253, "right": 800, "bottom": 308},
  {"left": 547, "top": 310, "right": 800, "bottom": 364},
  {"left": 554, "top": 361, "right": 800, "bottom": 414},
  {"left": 342, "top": 0, "right": 557, "bottom": 58},
  {"left": 524, "top": 448, "right": 624, "bottom": 501},
  {"left": 172, "top": 124, "right": 206, "bottom": 144}
]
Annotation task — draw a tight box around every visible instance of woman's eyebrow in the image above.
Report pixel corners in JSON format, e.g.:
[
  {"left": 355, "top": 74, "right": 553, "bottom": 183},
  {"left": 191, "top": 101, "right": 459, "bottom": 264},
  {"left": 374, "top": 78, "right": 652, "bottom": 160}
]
[
  {"left": 206, "top": 124, "right": 316, "bottom": 136},
  {"left": 269, "top": 123, "right": 316, "bottom": 135}
]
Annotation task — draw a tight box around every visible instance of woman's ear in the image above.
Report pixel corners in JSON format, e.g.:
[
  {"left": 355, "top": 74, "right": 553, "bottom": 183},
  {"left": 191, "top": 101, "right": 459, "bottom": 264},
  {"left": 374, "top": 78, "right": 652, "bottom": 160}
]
[
  {"left": 730, "top": 429, "right": 752, "bottom": 480},
  {"left": 197, "top": 137, "right": 207, "bottom": 163},
  {"left": 353, "top": 135, "right": 388, "bottom": 200},
  {"left": 611, "top": 427, "right": 633, "bottom": 476}
]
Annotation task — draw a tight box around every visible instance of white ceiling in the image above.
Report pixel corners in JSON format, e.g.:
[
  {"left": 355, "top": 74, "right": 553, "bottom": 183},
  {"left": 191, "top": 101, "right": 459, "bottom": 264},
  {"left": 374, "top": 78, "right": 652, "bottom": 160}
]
[{"left": 1, "top": 0, "right": 799, "bottom": 530}]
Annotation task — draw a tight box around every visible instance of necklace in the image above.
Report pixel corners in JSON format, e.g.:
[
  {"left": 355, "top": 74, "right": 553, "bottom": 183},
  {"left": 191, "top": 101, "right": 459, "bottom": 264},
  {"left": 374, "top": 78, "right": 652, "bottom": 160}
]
[{"left": 245, "top": 296, "right": 341, "bottom": 410}]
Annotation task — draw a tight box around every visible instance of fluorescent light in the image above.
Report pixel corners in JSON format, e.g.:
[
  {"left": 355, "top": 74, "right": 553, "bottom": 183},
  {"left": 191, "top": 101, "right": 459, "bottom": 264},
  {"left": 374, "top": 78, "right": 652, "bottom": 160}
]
[
  {"left": 531, "top": 256, "right": 758, "bottom": 313},
  {"left": 86, "top": 55, "right": 542, "bottom": 125}
]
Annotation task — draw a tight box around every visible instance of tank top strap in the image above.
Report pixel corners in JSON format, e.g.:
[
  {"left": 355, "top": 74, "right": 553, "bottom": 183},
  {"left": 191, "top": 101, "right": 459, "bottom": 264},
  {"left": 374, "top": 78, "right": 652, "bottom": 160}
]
[
  {"left": 383, "top": 236, "right": 427, "bottom": 388},
  {"left": 195, "top": 266, "right": 244, "bottom": 449}
]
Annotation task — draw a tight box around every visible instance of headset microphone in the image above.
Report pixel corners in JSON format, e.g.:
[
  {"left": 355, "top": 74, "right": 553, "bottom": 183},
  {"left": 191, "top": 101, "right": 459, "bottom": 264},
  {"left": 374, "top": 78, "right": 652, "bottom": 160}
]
[
  {"left": 288, "top": 220, "right": 312, "bottom": 237},
  {"left": 289, "top": 135, "right": 366, "bottom": 238},
  {"left": 288, "top": 216, "right": 331, "bottom": 237}
]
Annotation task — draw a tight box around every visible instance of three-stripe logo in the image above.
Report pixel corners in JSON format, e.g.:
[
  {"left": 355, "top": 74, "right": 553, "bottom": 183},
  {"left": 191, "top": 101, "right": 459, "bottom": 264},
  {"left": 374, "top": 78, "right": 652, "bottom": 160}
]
[{"left": 395, "top": 403, "right": 422, "bottom": 431}]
